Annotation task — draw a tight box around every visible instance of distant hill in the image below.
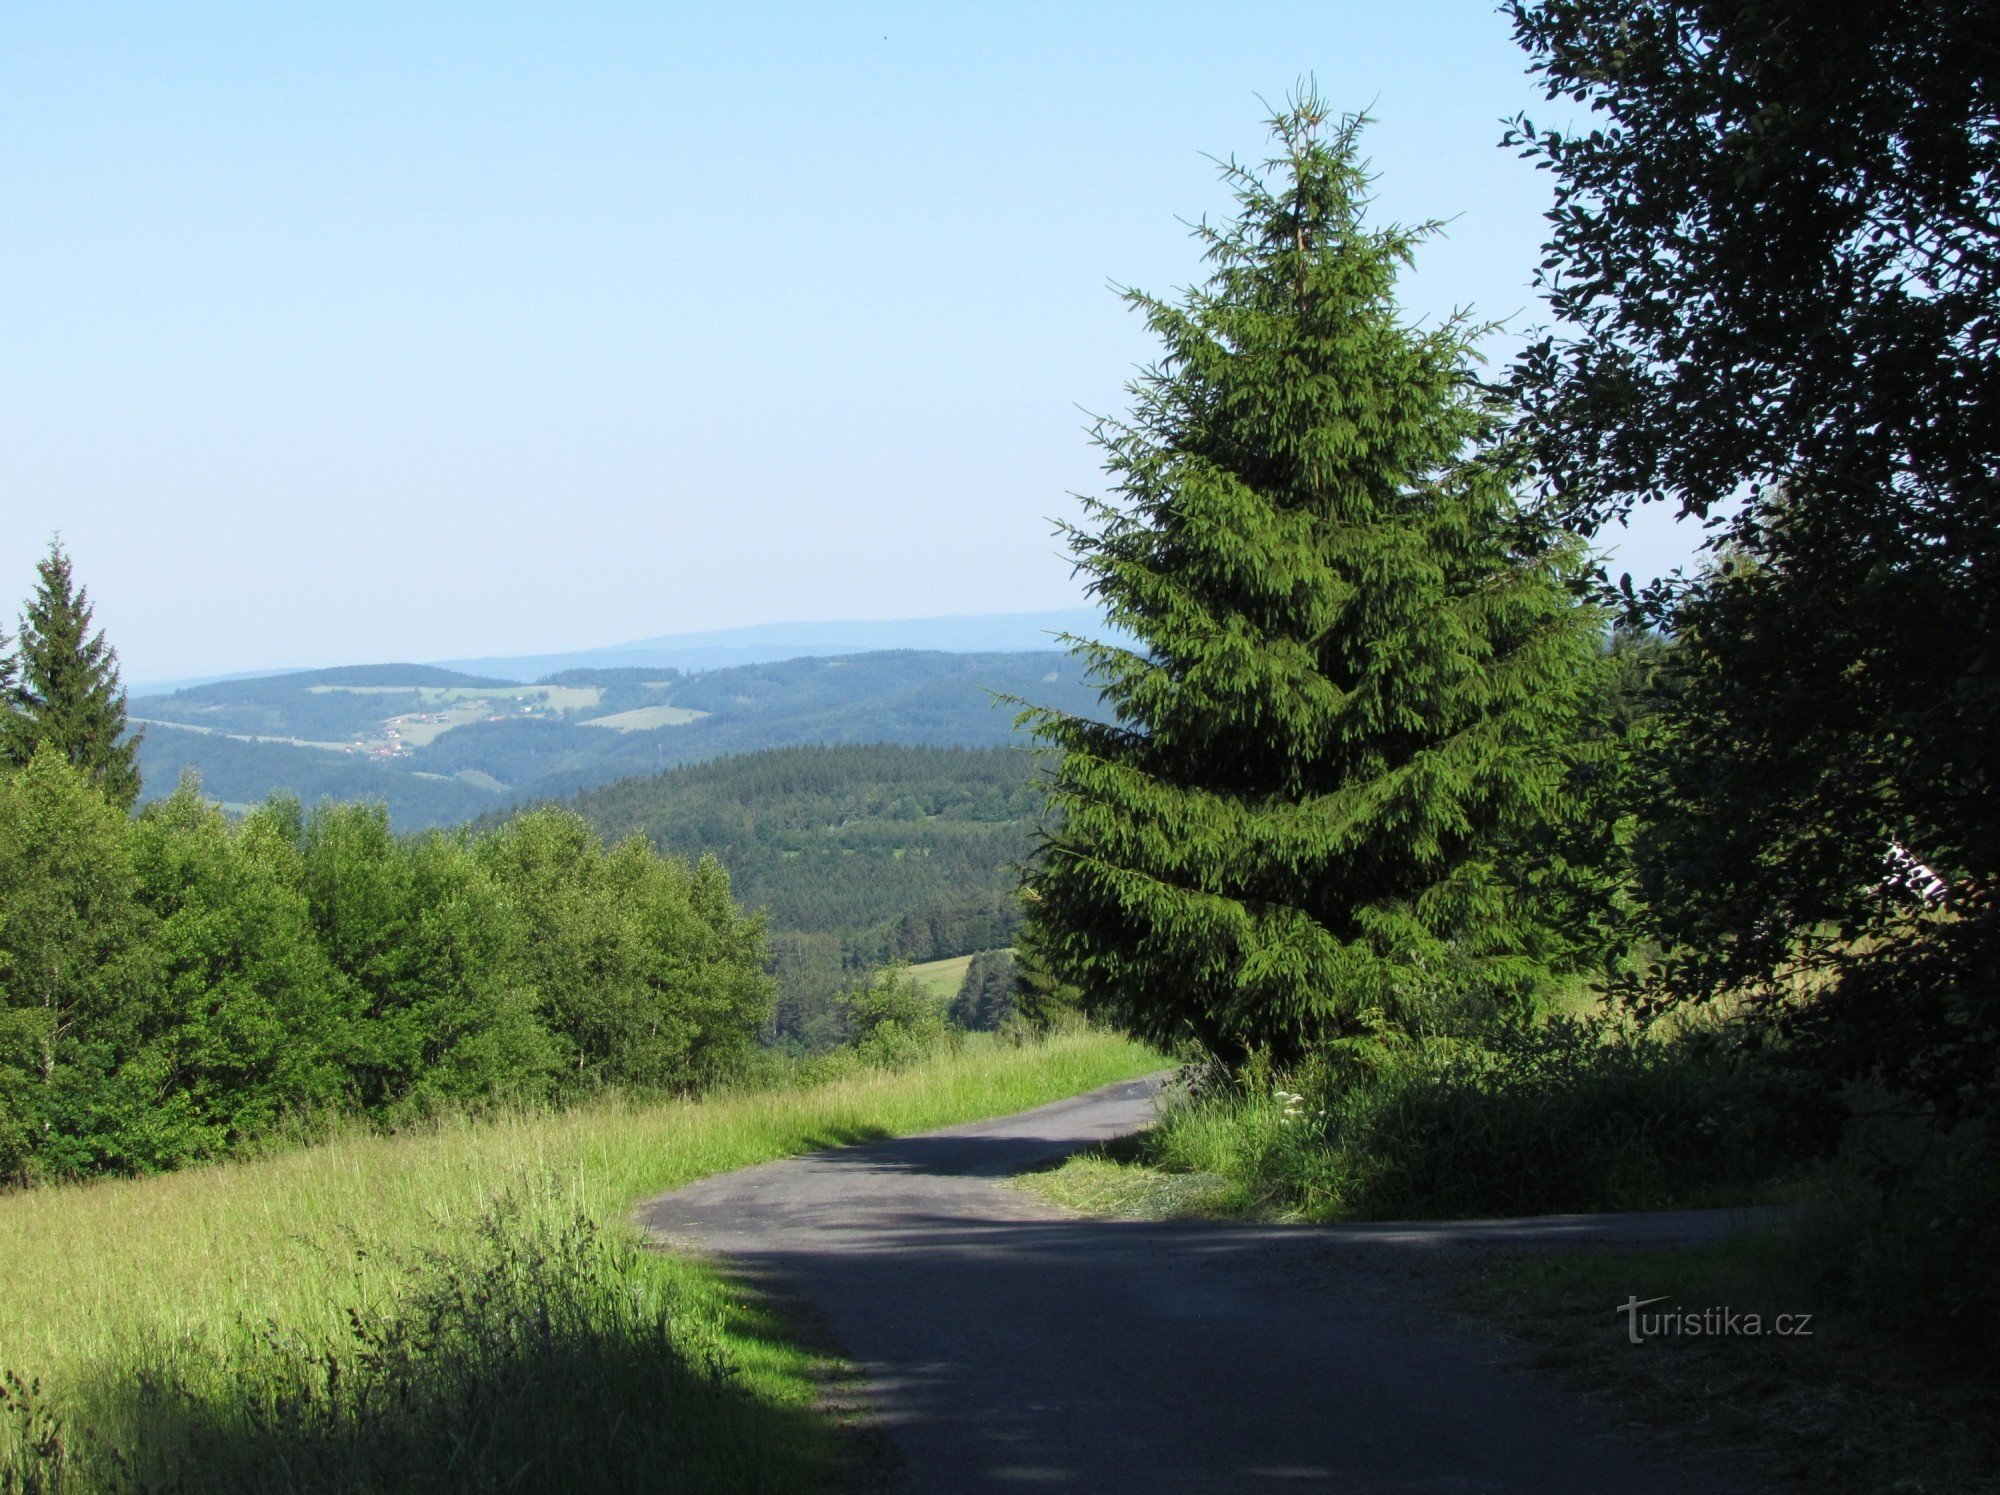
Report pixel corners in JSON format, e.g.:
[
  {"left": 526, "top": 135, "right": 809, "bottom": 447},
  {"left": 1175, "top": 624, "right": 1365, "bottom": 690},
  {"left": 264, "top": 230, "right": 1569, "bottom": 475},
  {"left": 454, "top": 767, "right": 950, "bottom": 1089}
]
[
  {"left": 543, "top": 743, "right": 1046, "bottom": 1050},
  {"left": 134, "top": 649, "right": 1107, "bottom": 827},
  {"left": 430, "top": 607, "right": 1116, "bottom": 681}
]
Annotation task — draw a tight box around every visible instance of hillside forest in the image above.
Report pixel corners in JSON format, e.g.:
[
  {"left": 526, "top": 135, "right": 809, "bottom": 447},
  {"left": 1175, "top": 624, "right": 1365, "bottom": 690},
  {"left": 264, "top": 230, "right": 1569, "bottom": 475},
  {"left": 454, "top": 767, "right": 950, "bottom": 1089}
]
[
  {"left": 542, "top": 744, "right": 1041, "bottom": 1048},
  {"left": 132, "top": 650, "right": 1102, "bottom": 826},
  {"left": 0, "top": 546, "right": 1054, "bottom": 1180}
]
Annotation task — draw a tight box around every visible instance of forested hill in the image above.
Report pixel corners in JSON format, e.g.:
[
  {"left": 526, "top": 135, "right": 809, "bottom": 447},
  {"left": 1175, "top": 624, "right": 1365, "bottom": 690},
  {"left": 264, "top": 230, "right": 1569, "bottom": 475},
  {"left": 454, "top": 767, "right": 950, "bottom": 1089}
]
[
  {"left": 134, "top": 649, "right": 1102, "bottom": 827},
  {"left": 546, "top": 743, "right": 1047, "bottom": 1046}
]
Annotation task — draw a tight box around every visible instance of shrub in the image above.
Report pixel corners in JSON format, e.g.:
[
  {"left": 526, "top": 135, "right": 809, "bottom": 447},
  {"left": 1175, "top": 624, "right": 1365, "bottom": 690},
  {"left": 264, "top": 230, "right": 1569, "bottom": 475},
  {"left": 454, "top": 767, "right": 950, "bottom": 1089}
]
[
  {"left": 1771, "top": 1113, "right": 2000, "bottom": 1368},
  {"left": 0, "top": 771, "right": 774, "bottom": 1185},
  {"left": 840, "top": 967, "right": 958, "bottom": 1068},
  {"left": 129, "top": 783, "right": 351, "bottom": 1153},
  {"left": 1148, "top": 1015, "right": 1832, "bottom": 1219},
  {"left": 475, "top": 811, "right": 772, "bottom": 1093},
  {"left": 0, "top": 750, "right": 153, "bottom": 1180}
]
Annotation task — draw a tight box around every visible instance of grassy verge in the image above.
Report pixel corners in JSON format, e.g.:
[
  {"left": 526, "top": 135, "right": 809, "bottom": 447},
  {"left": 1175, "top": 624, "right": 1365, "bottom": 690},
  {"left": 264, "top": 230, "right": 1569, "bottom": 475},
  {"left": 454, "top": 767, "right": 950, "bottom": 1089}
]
[
  {"left": 0, "top": 1028, "right": 1159, "bottom": 1492},
  {"left": 1016, "top": 1130, "right": 1257, "bottom": 1220},
  {"left": 1021, "top": 1016, "right": 1818, "bottom": 1223}
]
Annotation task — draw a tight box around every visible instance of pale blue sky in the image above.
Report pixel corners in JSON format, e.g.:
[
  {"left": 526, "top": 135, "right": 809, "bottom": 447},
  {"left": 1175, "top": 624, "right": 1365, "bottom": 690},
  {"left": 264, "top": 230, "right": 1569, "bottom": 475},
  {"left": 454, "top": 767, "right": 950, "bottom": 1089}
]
[{"left": 2, "top": 2, "right": 1691, "bottom": 681}]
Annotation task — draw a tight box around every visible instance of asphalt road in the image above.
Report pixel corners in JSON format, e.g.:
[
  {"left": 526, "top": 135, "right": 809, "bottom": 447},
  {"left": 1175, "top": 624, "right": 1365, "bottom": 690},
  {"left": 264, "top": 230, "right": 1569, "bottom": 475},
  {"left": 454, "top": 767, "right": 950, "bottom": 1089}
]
[{"left": 639, "top": 1075, "right": 1754, "bottom": 1493}]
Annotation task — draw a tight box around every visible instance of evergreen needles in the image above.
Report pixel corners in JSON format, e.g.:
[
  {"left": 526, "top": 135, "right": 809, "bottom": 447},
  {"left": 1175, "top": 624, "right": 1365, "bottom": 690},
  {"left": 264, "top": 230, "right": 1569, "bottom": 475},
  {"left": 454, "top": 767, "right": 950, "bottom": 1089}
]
[
  {"left": 1024, "top": 92, "right": 1602, "bottom": 1065},
  {"left": 1, "top": 541, "right": 142, "bottom": 810}
]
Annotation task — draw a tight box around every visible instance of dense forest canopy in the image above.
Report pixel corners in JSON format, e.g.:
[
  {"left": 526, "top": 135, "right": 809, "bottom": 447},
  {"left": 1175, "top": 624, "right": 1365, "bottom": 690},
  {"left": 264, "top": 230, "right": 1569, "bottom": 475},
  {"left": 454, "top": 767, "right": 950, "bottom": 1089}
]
[{"left": 539, "top": 743, "right": 1045, "bottom": 1047}]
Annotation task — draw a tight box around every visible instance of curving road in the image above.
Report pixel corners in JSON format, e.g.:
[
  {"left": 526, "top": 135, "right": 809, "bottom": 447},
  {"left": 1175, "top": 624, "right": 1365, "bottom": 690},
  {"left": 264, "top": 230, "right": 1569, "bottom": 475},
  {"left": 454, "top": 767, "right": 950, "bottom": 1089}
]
[{"left": 639, "top": 1076, "right": 1753, "bottom": 1492}]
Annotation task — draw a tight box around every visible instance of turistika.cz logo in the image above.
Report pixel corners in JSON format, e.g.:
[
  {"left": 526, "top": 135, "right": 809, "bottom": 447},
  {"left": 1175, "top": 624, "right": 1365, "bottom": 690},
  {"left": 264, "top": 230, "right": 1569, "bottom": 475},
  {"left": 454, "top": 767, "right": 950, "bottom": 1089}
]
[{"left": 1617, "top": 1296, "right": 1813, "bottom": 1345}]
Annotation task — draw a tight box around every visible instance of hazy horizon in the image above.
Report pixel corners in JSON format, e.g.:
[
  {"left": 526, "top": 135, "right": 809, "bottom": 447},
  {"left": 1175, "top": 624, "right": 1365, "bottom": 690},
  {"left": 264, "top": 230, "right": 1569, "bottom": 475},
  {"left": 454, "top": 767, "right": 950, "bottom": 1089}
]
[{"left": 125, "top": 605, "right": 1114, "bottom": 692}]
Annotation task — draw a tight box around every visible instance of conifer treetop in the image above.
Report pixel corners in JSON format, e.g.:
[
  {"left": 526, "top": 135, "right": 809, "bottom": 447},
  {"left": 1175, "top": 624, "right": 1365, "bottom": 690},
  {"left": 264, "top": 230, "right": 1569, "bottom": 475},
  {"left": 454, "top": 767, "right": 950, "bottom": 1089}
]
[{"left": 5, "top": 539, "right": 143, "bottom": 809}]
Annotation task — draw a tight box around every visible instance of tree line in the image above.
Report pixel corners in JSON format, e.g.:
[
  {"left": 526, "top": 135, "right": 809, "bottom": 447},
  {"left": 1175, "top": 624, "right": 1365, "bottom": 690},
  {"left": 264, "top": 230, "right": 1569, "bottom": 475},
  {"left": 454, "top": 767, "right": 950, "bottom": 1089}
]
[{"left": 0, "top": 544, "right": 772, "bottom": 1184}]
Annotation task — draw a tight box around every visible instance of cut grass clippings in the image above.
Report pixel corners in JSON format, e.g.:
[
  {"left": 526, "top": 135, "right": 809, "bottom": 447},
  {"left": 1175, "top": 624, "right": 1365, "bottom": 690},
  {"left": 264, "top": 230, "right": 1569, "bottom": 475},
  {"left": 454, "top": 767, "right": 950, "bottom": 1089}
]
[{"left": 0, "top": 1028, "right": 1160, "bottom": 1492}]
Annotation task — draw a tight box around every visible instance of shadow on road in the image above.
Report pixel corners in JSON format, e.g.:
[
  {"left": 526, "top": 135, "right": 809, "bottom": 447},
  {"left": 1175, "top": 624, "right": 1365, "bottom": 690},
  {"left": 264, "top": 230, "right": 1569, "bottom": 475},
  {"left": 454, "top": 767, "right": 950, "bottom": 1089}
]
[{"left": 640, "top": 1079, "right": 1761, "bottom": 1492}]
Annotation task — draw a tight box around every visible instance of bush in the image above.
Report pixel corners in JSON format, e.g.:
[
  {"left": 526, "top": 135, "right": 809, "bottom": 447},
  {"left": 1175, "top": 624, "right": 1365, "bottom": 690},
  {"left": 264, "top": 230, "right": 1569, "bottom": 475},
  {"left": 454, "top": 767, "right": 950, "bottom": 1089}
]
[
  {"left": 0, "top": 750, "right": 154, "bottom": 1181},
  {"left": 1147, "top": 1015, "right": 1832, "bottom": 1219},
  {"left": 476, "top": 812, "right": 771, "bottom": 1093},
  {"left": 0, "top": 764, "right": 775, "bottom": 1186},
  {"left": 1771, "top": 1113, "right": 2000, "bottom": 1369},
  {"left": 127, "top": 786, "right": 352, "bottom": 1158},
  {"left": 839, "top": 967, "right": 958, "bottom": 1068}
]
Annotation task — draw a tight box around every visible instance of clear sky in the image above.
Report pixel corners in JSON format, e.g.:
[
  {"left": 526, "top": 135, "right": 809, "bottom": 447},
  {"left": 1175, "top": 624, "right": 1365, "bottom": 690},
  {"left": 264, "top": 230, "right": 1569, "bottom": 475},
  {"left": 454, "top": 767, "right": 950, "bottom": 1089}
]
[{"left": 2, "top": 2, "right": 1693, "bottom": 682}]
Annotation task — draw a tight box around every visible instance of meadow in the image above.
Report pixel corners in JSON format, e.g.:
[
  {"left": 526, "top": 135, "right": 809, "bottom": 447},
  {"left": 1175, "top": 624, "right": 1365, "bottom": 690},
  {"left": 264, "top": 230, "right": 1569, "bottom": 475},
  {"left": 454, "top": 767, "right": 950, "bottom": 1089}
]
[
  {"left": 904, "top": 951, "right": 978, "bottom": 1001},
  {"left": 0, "top": 1028, "right": 1158, "bottom": 1492},
  {"left": 578, "top": 704, "right": 711, "bottom": 731}
]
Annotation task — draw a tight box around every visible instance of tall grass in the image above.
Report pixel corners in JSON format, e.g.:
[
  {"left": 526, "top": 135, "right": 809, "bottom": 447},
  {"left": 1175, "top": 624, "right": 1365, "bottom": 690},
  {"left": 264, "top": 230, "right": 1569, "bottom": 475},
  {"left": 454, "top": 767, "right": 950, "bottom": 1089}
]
[
  {"left": 0, "top": 1029, "right": 1159, "bottom": 1492},
  {"left": 1064, "top": 1016, "right": 1830, "bottom": 1222}
]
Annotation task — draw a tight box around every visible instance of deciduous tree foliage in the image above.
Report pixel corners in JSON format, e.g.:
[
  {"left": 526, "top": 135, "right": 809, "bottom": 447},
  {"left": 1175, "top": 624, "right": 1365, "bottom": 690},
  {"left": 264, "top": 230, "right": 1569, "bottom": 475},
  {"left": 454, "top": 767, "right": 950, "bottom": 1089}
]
[
  {"left": 0, "top": 749, "right": 152, "bottom": 1177},
  {"left": 0, "top": 758, "right": 775, "bottom": 1184},
  {"left": 2, "top": 541, "right": 142, "bottom": 810},
  {"left": 128, "top": 781, "right": 352, "bottom": 1152},
  {"left": 1024, "top": 96, "right": 1601, "bottom": 1067},
  {"left": 474, "top": 812, "right": 770, "bottom": 1090},
  {"left": 1506, "top": 1, "right": 2000, "bottom": 1114}
]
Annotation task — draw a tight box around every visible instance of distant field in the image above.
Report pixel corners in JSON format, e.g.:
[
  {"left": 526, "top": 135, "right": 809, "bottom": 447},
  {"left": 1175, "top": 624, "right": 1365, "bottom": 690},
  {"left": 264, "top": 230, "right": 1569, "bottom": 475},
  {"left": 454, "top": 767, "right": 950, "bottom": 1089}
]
[
  {"left": 579, "top": 704, "right": 711, "bottom": 731},
  {"left": 155, "top": 683, "right": 612, "bottom": 756},
  {"left": 907, "top": 951, "right": 977, "bottom": 1000},
  {"left": 383, "top": 700, "right": 496, "bottom": 748},
  {"left": 131, "top": 719, "right": 361, "bottom": 754},
  {"left": 309, "top": 683, "right": 605, "bottom": 711}
]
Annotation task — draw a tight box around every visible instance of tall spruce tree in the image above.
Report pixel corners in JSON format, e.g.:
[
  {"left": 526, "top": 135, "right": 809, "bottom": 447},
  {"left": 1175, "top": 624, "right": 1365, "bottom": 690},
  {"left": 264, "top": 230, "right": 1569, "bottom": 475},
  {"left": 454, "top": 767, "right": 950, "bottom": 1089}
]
[
  {"left": 1023, "top": 96, "right": 1601, "bottom": 1067},
  {"left": 4, "top": 541, "right": 142, "bottom": 810},
  {"left": 0, "top": 622, "right": 17, "bottom": 749}
]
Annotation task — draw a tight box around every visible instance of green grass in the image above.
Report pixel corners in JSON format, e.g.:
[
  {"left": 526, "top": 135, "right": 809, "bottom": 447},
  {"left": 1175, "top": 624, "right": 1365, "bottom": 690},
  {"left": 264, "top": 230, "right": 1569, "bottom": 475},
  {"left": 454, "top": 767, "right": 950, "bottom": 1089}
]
[
  {"left": 0, "top": 1028, "right": 1159, "bottom": 1492},
  {"left": 1018, "top": 1132, "right": 1250, "bottom": 1219},
  {"left": 905, "top": 951, "right": 977, "bottom": 1001},
  {"left": 1024, "top": 1018, "right": 1819, "bottom": 1226}
]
